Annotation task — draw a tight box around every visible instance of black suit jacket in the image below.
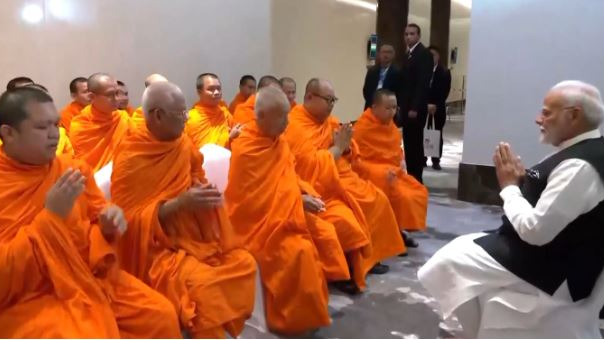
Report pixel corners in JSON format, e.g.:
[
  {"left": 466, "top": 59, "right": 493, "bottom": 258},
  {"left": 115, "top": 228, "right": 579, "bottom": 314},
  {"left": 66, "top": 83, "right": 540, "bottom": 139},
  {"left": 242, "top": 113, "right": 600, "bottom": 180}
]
[
  {"left": 362, "top": 63, "right": 401, "bottom": 109},
  {"left": 428, "top": 65, "right": 452, "bottom": 116},
  {"left": 396, "top": 43, "right": 434, "bottom": 127}
]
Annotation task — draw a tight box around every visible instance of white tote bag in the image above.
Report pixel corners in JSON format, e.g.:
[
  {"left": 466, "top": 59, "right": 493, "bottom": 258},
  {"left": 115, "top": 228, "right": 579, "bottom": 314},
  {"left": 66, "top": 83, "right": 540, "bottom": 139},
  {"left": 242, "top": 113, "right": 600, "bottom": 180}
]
[{"left": 423, "top": 117, "right": 441, "bottom": 158}]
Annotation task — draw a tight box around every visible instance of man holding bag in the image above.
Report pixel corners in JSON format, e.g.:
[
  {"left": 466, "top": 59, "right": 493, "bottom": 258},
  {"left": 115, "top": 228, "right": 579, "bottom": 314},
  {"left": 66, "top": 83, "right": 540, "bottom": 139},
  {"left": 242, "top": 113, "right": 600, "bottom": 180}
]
[{"left": 425, "top": 45, "right": 452, "bottom": 170}]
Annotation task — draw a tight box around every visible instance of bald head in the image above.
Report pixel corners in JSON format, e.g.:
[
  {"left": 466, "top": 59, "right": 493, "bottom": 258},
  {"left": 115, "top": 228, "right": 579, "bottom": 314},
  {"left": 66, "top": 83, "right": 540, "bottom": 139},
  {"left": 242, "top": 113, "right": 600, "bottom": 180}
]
[
  {"left": 258, "top": 75, "right": 281, "bottom": 90},
  {"left": 142, "top": 81, "right": 187, "bottom": 141},
  {"left": 88, "top": 73, "right": 118, "bottom": 114},
  {"left": 88, "top": 73, "right": 114, "bottom": 93},
  {"left": 304, "top": 78, "right": 336, "bottom": 122},
  {"left": 255, "top": 86, "right": 290, "bottom": 138},
  {"left": 144, "top": 73, "right": 168, "bottom": 88},
  {"left": 280, "top": 77, "right": 297, "bottom": 106}
]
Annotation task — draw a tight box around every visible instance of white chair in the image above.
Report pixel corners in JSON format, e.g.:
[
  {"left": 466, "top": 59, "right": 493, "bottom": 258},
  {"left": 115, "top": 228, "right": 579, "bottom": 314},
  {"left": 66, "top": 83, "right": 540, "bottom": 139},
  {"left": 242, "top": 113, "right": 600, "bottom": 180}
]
[
  {"left": 477, "top": 270, "right": 604, "bottom": 338},
  {"left": 199, "top": 144, "right": 231, "bottom": 193},
  {"left": 94, "top": 162, "right": 113, "bottom": 199}
]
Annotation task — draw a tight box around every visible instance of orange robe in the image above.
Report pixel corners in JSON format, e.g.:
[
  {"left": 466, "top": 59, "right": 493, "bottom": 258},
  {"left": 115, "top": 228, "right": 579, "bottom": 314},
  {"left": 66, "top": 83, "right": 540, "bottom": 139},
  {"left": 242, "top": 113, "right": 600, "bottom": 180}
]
[
  {"left": 228, "top": 92, "right": 248, "bottom": 114},
  {"left": 353, "top": 108, "right": 428, "bottom": 230},
  {"left": 0, "top": 151, "right": 180, "bottom": 338},
  {"left": 290, "top": 100, "right": 297, "bottom": 109},
  {"left": 131, "top": 106, "right": 145, "bottom": 128},
  {"left": 70, "top": 105, "right": 133, "bottom": 171},
  {"left": 225, "top": 121, "right": 336, "bottom": 333},
  {"left": 232, "top": 94, "right": 256, "bottom": 125},
  {"left": 0, "top": 127, "right": 73, "bottom": 156},
  {"left": 111, "top": 126, "right": 256, "bottom": 338},
  {"left": 287, "top": 104, "right": 406, "bottom": 279},
  {"left": 59, "top": 100, "right": 85, "bottom": 134},
  {"left": 57, "top": 127, "right": 74, "bottom": 156},
  {"left": 185, "top": 102, "right": 234, "bottom": 148},
  {"left": 124, "top": 106, "right": 135, "bottom": 116}
]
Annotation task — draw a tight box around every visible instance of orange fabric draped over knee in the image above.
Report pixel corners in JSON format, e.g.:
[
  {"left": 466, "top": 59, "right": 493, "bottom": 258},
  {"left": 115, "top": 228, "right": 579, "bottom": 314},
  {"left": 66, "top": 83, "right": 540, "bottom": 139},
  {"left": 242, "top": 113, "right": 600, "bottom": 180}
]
[
  {"left": 111, "top": 126, "right": 256, "bottom": 338},
  {"left": 225, "top": 121, "right": 337, "bottom": 334},
  {"left": 0, "top": 151, "right": 180, "bottom": 338},
  {"left": 287, "top": 104, "right": 406, "bottom": 284},
  {"left": 352, "top": 108, "right": 428, "bottom": 231}
]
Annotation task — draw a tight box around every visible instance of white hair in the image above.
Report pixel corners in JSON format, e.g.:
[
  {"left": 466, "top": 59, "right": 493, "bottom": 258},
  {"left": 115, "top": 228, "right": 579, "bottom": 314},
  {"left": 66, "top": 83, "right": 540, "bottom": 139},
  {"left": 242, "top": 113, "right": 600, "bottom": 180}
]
[
  {"left": 551, "top": 80, "right": 604, "bottom": 128},
  {"left": 254, "top": 86, "right": 290, "bottom": 118}
]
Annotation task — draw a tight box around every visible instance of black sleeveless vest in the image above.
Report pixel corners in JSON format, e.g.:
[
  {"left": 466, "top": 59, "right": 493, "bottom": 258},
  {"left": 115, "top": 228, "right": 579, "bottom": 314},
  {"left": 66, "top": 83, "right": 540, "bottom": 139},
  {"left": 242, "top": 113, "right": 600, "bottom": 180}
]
[{"left": 474, "top": 137, "right": 604, "bottom": 301}]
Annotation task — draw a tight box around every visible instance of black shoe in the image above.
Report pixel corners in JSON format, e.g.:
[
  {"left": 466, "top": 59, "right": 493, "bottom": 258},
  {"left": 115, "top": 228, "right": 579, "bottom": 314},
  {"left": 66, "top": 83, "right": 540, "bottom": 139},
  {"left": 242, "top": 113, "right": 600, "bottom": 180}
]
[
  {"left": 398, "top": 252, "right": 408, "bottom": 257},
  {"left": 432, "top": 163, "right": 442, "bottom": 170},
  {"left": 369, "top": 263, "right": 390, "bottom": 275},
  {"left": 402, "top": 231, "right": 419, "bottom": 248},
  {"left": 333, "top": 280, "right": 361, "bottom": 295}
]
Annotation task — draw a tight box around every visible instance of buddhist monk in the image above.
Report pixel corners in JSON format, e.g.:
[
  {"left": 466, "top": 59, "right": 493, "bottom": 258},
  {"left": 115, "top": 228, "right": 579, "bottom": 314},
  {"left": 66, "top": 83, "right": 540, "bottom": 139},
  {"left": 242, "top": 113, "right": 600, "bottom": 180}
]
[
  {"left": 6, "top": 76, "right": 34, "bottom": 91},
  {"left": 352, "top": 89, "right": 428, "bottom": 244},
  {"left": 111, "top": 81, "right": 256, "bottom": 338},
  {"left": 233, "top": 78, "right": 377, "bottom": 293},
  {"left": 228, "top": 75, "right": 256, "bottom": 113},
  {"left": 60, "top": 77, "right": 90, "bottom": 134},
  {"left": 229, "top": 85, "right": 351, "bottom": 283},
  {"left": 226, "top": 86, "right": 336, "bottom": 334},
  {"left": 286, "top": 78, "right": 406, "bottom": 281},
  {"left": 185, "top": 73, "right": 241, "bottom": 148},
  {"left": 117, "top": 80, "right": 135, "bottom": 115},
  {"left": 0, "top": 86, "right": 181, "bottom": 338},
  {"left": 70, "top": 73, "right": 133, "bottom": 171},
  {"left": 280, "top": 77, "right": 297, "bottom": 108},
  {"left": 131, "top": 73, "right": 169, "bottom": 126},
  {"left": 1, "top": 84, "right": 74, "bottom": 156},
  {"left": 232, "top": 75, "right": 281, "bottom": 125}
]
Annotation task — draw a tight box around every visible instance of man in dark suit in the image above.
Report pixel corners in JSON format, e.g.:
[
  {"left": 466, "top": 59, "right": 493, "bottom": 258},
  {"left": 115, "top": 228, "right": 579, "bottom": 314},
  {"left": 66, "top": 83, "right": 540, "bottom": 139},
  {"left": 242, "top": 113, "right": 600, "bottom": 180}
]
[
  {"left": 425, "top": 45, "right": 452, "bottom": 170},
  {"left": 363, "top": 43, "right": 401, "bottom": 109},
  {"left": 396, "top": 23, "right": 434, "bottom": 184}
]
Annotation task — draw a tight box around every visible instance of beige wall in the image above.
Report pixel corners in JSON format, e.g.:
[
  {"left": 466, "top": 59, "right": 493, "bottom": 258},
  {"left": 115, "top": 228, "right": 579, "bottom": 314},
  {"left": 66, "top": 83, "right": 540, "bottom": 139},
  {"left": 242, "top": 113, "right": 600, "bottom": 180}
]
[
  {"left": 1, "top": 0, "right": 376, "bottom": 121},
  {"left": 408, "top": 0, "right": 431, "bottom": 46},
  {"left": 270, "top": 0, "right": 377, "bottom": 122},
  {"left": 0, "top": 0, "right": 272, "bottom": 109}
]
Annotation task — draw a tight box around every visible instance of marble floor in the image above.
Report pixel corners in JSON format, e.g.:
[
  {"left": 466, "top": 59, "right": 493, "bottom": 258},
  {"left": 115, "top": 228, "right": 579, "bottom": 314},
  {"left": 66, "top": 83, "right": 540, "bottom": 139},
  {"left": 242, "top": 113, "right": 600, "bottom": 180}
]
[{"left": 241, "top": 116, "right": 505, "bottom": 339}]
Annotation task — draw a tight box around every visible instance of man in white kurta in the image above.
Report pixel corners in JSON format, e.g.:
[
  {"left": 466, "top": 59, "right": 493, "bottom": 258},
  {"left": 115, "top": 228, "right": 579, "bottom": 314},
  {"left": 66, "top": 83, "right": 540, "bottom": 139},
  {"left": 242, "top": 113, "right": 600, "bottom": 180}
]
[{"left": 418, "top": 80, "right": 604, "bottom": 338}]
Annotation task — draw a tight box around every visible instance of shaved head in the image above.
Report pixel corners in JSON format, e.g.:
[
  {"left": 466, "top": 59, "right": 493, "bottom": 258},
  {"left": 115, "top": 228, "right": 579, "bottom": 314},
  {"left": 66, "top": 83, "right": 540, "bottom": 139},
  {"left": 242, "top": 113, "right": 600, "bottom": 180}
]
[
  {"left": 0, "top": 87, "right": 59, "bottom": 165},
  {"left": 88, "top": 73, "right": 114, "bottom": 93},
  {"left": 258, "top": 75, "right": 281, "bottom": 89},
  {"left": 88, "top": 73, "right": 118, "bottom": 114},
  {"left": 255, "top": 86, "right": 290, "bottom": 138},
  {"left": 280, "top": 77, "right": 297, "bottom": 106},
  {"left": 304, "top": 78, "right": 336, "bottom": 122},
  {"left": 144, "top": 73, "right": 168, "bottom": 88},
  {"left": 142, "top": 81, "right": 187, "bottom": 141}
]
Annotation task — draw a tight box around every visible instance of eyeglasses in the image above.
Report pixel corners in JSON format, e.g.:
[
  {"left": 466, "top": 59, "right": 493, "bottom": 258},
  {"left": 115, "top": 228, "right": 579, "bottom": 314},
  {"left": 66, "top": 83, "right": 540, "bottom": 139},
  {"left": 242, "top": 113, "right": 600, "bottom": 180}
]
[{"left": 312, "top": 93, "right": 338, "bottom": 105}]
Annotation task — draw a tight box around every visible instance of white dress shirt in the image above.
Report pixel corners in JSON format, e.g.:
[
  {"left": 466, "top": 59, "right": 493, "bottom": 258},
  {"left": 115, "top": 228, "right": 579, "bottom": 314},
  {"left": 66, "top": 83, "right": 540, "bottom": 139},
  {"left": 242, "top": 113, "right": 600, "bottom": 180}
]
[
  {"left": 408, "top": 42, "right": 420, "bottom": 57},
  {"left": 501, "top": 129, "right": 604, "bottom": 246}
]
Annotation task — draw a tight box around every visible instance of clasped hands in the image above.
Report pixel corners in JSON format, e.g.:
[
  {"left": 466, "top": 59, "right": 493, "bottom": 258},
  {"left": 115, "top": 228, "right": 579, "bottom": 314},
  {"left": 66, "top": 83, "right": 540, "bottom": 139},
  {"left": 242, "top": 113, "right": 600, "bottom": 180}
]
[{"left": 493, "top": 142, "right": 526, "bottom": 189}]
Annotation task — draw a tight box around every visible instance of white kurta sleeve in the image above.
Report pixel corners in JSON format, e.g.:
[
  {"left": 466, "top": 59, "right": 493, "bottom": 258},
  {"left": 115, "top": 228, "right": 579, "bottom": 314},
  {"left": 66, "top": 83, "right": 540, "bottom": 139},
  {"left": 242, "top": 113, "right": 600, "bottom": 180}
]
[{"left": 500, "top": 159, "right": 604, "bottom": 246}]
